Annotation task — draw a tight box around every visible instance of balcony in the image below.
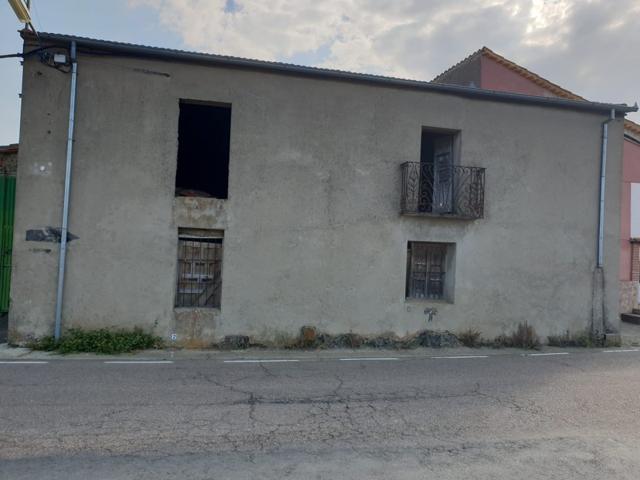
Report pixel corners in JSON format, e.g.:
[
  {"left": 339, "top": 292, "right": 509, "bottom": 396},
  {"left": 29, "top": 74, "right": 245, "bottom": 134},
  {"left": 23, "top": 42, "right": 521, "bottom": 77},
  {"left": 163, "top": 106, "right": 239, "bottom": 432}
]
[{"left": 400, "top": 162, "right": 485, "bottom": 219}]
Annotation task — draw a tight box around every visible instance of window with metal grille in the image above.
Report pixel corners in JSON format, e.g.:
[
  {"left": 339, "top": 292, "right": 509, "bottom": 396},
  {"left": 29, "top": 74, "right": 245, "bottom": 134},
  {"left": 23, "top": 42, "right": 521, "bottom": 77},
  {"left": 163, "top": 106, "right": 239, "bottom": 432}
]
[
  {"left": 406, "top": 242, "right": 453, "bottom": 300},
  {"left": 176, "top": 234, "right": 223, "bottom": 308}
]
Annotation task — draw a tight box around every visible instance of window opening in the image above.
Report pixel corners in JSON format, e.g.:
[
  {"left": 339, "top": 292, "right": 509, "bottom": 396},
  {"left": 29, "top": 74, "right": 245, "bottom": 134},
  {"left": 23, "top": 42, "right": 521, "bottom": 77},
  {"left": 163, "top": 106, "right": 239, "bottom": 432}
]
[{"left": 176, "top": 101, "right": 231, "bottom": 198}]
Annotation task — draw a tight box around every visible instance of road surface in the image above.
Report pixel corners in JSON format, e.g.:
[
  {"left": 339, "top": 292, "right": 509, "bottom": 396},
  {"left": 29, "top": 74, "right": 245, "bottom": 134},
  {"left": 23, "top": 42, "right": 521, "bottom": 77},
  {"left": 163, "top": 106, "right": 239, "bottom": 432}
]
[{"left": 1, "top": 349, "right": 640, "bottom": 479}]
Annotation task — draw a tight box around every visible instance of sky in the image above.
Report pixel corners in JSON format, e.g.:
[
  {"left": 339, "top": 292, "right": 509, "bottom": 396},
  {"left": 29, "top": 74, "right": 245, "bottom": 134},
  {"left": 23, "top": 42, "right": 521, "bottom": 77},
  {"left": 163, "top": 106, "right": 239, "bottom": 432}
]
[{"left": 0, "top": 0, "right": 638, "bottom": 145}]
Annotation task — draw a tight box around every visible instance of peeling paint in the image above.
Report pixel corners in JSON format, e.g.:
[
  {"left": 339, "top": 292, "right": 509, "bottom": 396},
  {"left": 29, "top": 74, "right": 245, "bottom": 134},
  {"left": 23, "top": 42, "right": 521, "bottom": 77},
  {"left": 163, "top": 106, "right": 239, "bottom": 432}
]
[{"left": 26, "top": 227, "right": 78, "bottom": 243}]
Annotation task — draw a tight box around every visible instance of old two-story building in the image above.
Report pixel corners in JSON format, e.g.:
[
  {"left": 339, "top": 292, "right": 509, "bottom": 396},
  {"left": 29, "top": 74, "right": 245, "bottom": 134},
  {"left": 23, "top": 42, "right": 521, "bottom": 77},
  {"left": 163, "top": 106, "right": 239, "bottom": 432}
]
[
  {"left": 434, "top": 47, "right": 640, "bottom": 316},
  {"left": 8, "top": 31, "right": 636, "bottom": 346}
]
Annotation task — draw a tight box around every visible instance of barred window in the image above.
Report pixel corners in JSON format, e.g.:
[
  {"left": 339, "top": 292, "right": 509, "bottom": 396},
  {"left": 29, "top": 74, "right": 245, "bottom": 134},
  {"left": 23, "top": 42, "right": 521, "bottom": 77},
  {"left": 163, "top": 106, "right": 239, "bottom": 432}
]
[
  {"left": 176, "top": 233, "right": 223, "bottom": 308},
  {"left": 406, "top": 242, "right": 453, "bottom": 300}
]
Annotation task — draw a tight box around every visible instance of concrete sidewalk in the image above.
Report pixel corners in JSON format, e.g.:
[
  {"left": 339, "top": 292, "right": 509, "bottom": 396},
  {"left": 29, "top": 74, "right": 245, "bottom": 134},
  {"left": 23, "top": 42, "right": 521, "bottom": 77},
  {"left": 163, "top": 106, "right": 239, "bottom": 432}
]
[{"left": 0, "top": 342, "right": 635, "bottom": 362}]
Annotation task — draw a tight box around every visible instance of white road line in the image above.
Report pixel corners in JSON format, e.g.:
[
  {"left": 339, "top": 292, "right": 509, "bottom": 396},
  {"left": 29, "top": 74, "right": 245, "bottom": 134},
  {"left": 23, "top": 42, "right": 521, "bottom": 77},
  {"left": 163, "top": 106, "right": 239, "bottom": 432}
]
[
  {"left": 103, "top": 360, "right": 174, "bottom": 364},
  {"left": 223, "top": 359, "right": 300, "bottom": 363},
  {"left": 602, "top": 349, "right": 640, "bottom": 353},
  {"left": 0, "top": 361, "right": 49, "bottom": 364},
  {"left": 431, "top": 355, "right": 489, "bottom": 359},
  {"left": 524, "top": 352, "right": 570, "bottom": 357},
  {"left": 339, "top": 357, "right": 399, "bottom": 361}
]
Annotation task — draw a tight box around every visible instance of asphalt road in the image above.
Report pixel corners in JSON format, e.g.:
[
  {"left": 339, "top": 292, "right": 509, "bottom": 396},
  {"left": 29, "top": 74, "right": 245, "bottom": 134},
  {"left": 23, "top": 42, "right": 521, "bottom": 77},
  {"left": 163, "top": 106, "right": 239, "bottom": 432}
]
[{"left": 1, "top": 349, "right": 640, "bottom": 479}]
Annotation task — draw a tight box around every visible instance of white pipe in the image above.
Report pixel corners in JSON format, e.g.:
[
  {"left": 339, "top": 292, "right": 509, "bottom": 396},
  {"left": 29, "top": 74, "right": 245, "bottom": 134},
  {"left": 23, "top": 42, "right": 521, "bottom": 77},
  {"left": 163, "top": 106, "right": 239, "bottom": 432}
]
[
  {"left": 597, "top": 108, "right": 616, "bottom": 268},
  {"left": 54, "top": 41, "right": 77, "bottom": 340}
]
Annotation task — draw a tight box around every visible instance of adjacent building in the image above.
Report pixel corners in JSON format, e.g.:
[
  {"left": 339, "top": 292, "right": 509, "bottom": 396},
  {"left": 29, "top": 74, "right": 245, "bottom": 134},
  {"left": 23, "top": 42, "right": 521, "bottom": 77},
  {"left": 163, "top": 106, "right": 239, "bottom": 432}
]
[
  {"left": 0, "top": 143, "right": 17, "bottom": 319},
  {"left": 8, "top": 32, "right": 636, "bottom": 346}
]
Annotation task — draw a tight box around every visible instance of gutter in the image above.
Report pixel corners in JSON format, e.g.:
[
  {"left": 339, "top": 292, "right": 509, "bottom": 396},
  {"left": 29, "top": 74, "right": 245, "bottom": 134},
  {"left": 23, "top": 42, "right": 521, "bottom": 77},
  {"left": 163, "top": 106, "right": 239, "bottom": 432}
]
[
  {"left": 53, "top": 41, "right": 77, "bottom": 340},
  {"left": 25, "top": 31, "right": 638, "bottom": 116}
]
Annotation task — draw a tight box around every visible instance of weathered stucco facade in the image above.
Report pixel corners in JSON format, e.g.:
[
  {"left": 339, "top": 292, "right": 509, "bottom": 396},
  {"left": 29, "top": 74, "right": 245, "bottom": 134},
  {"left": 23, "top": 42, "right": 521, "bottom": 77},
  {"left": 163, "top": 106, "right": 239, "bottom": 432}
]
[
  {"left": 8, "top": 33, "right": 629, "bottom": 345},
  {"left": 436, "top": 46, "right": 640, "bottom": 315}
]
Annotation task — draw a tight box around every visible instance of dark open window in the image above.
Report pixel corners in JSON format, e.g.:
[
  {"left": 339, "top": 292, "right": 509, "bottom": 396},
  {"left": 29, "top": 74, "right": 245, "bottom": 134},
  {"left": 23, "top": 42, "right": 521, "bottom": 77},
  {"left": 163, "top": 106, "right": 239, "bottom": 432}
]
[{"left": 176, "top": 101, "right": 231, "bottom": 198}]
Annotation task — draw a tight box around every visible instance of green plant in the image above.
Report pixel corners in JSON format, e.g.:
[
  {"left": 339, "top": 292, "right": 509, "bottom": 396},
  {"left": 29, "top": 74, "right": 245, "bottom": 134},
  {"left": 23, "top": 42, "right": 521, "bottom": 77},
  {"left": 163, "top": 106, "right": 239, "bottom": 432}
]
[
  {"left": 510, "top": 322, "right": 540, "bottom": 349},
  {"left": 457, "top": 328, "right": 482, "bottom": 348},
  {"left": 26, "top": 335, "right": 58, "bottom": 351},
  {"left": 547, "top": 330, "right": 594, "bottom": 348},
  {"left": 28, "top": 328, "right": 163, "bottom": 354},
  {"left": 491, "top": 322, "right": 540, "bottom": 349}
]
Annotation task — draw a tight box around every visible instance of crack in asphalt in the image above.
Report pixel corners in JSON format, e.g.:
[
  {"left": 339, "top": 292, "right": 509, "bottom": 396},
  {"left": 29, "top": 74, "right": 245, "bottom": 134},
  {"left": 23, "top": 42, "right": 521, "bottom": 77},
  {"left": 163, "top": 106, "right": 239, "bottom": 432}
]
[{"left": 3, "top": 354, "right": 640, "bottom": 479}]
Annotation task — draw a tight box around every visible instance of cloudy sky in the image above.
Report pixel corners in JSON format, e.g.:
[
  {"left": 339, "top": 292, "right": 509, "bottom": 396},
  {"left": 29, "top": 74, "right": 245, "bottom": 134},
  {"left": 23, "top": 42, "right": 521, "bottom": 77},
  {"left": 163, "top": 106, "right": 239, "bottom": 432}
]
[{"left": 0, "top": 0, "right": 638, "bottom": 144}]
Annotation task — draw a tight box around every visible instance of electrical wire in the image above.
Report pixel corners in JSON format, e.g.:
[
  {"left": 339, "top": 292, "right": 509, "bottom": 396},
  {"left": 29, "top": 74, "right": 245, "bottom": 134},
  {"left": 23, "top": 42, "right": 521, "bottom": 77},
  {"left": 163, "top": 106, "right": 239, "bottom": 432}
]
[{"left": 0, "top": 45, "right": 57, "bottom": 59}]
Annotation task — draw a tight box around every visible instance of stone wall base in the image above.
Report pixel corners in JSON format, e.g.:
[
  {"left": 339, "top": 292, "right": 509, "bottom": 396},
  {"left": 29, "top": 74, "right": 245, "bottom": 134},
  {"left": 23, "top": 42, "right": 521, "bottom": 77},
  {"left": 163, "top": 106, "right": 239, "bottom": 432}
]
[{"left": 619, "top": 281, "right": 638, "bottom": 314}]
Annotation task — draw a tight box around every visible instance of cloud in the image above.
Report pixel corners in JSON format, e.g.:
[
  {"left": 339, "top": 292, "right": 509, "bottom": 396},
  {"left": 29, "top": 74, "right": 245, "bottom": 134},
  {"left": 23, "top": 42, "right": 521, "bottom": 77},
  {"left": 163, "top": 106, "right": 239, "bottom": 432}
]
[{"left": 128, "top": 0, "right": 638, "bottom": 120}]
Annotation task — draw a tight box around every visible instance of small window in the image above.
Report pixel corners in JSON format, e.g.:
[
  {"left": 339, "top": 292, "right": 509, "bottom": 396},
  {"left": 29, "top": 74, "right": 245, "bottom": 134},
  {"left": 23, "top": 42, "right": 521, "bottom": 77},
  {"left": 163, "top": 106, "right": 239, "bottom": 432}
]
[
  {"left": 406, "top": 242, "right": 455, "bottom": 301},
  {"left": 176, "top": 101, "right": 231, "bottom": 199},
  {"left": 176, "top": 230, "right": 223, "bottom": 308}
]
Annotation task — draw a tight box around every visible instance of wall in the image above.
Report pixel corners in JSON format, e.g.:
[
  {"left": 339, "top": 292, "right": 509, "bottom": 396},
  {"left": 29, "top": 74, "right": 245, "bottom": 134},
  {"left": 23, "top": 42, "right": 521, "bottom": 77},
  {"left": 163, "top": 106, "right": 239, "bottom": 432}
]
[
  {"left": 480, "top": 56, "right": 559, "bottom": 98},
  {"left": 9, "top": 43, "right": 624, "bottom": 345},
  {"left": 477, "top": 53, "right": 639, "bottom": 313},
  {"left": 434, "top": 55, "right": 481, "bottom": 88}
]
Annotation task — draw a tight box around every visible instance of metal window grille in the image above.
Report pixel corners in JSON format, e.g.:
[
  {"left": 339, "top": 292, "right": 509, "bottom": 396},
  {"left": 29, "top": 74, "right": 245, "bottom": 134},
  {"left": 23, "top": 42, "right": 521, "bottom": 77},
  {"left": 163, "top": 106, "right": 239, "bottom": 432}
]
[
  {"left": 407, "top": 242, "right": 447, "bottom": 300},
  {"left": 176, "top": 236, "right": 222, "bottom": 308}
]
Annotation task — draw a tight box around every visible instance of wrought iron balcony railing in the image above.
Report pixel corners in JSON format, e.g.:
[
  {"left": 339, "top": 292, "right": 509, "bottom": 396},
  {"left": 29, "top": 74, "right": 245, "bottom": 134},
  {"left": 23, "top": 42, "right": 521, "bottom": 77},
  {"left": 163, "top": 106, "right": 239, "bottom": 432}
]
[{"left": 400, "top": 162, "right": 485, "bottom": 219}]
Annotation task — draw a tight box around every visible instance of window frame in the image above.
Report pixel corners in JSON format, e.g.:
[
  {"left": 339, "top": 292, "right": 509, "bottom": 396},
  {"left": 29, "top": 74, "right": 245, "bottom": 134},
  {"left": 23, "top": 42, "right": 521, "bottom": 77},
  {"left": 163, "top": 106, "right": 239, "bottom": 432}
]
[
  {"left": 175, "top": 232, "right": 224, "bottom": 309},
  {"left": 405, "top": 241, "right": 455, "bottom": 302}
]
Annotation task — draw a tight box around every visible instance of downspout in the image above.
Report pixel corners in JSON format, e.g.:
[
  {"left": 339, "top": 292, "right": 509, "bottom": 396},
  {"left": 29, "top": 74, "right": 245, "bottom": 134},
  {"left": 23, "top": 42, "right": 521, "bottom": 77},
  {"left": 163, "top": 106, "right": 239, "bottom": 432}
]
[
  {"left": 592, "top": 108, "right": 616, "bottom": 340},
  {"left": 597, "top": 108, "right": 616, "bottom": 267},
  {"left": 53, "top": 41, "right": 77, "bottom": 340}
]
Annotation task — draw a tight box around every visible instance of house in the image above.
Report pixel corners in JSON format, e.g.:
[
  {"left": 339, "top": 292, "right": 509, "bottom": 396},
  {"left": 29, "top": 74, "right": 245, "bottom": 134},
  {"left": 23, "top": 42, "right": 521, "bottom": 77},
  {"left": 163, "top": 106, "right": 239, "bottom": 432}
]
[
  {"left": 8, "top": 31, "right": 636, "bottom": 346},
  {"left": 433, "top": 47, "right": 640, "bottom": 316}
]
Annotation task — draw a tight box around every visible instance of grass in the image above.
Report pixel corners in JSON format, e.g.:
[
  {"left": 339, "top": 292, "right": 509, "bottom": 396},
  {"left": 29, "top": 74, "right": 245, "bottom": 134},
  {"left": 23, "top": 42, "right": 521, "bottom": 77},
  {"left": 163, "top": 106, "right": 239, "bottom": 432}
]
[
  {"left": 457, "top": 328, "right": 483, "bottom": 348},
  {"left": 28, "top": 328, "right": 163, "bottom": 354},
  {"left": 491, "top": 322, "right": 540, "bottom": 349},
  {"left": 547, "top": 330, "right": 595, "bottom": 348}
]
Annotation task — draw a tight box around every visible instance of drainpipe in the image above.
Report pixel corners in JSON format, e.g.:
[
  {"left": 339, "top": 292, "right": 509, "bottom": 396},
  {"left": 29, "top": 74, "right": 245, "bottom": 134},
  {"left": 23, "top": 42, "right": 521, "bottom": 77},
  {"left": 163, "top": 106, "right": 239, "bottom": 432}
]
[
  {"left": 54, "top": 41, "right": 77, "bottom": 340},
  {"left": 597, "top": 108, "right": 616, "bottom": 267},
  {"left": 592, "top": 108, "right": 617, "bottom": 341}
]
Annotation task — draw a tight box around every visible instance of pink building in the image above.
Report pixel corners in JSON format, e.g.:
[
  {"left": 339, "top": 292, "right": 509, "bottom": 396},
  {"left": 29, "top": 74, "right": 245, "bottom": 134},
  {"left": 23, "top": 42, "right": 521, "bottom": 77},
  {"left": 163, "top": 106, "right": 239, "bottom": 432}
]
[{"left": 435, "top": 48, "right": 640, "bottom": 314}]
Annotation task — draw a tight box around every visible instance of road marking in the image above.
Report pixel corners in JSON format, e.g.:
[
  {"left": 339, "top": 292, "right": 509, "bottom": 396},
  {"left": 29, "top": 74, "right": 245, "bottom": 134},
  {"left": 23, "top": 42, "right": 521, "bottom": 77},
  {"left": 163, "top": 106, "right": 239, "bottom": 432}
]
[
  {"left": 602, "top": 349, "right": 640, "bottom": 353},
  {"left": 103, "top": 360, "right": 174, "bottom": 364},
  {"left": 339, "top": 357, "right": 399, "bottom": 361},
  {"left": 0, "top": 361, "right": 49, "bottom": 364},
  {"left": 524, "top": 352, "right": 570, "bottom": 357},
  {"left": 223, "top": 359, "right": 300, "bottom": 363},
  {"left": 431, "top": 355, "right": 488, "bottom": 359}
]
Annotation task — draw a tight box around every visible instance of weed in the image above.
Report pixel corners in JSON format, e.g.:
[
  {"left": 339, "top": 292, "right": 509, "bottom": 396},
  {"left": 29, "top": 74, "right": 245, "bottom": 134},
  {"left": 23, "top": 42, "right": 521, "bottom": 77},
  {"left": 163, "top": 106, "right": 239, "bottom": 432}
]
[
  {"left": 28, "top": 328, "right": 163, "bottom": 354},
  {"left": 547, "top": 330, "right": 594, "bottom": 348},
  {"left": 491, "top": 322, "right": 540, "bottom": 349},
  {"left": 511, "top": 322, "right": 540, "bottom": 349},
  {"left": 457, "top": 328, "right": 482, "bottom": 348}
]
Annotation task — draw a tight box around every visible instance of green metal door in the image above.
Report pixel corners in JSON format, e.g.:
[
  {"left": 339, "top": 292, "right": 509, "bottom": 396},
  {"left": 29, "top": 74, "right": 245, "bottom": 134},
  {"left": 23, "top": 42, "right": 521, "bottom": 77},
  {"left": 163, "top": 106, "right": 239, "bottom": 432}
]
[{"left": 0, "top": 176, "right": 16, "bottom": 313}]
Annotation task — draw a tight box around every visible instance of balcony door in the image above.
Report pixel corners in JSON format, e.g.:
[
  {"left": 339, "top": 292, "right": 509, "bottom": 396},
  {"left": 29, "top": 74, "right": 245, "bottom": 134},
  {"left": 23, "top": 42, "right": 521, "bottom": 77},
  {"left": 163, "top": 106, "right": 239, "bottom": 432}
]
[
  {"left": 432, "top": 136, "right": 453, "bottom": 214},
  {"left": 420, "top": 130, "right": 455, "bottom": 214}
]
